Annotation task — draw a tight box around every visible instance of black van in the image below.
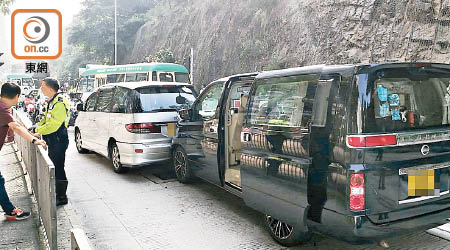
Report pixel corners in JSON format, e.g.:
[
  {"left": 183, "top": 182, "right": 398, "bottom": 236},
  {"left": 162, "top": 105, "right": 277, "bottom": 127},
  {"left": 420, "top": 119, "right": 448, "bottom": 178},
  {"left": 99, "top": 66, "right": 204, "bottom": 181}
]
[{"left": 168, "top": 63, "right": 450, "bottom": 246}]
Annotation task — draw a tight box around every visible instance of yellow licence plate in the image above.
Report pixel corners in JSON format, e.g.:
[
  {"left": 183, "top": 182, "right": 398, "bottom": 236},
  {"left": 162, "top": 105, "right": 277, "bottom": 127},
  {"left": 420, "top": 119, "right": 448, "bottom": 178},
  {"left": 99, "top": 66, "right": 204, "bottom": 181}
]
[
  {"left": 408, "top": 169, "right": 437, "bottom": 197},
  {"left": 167, "top": 123, "right": 176, "bottom": 137}
]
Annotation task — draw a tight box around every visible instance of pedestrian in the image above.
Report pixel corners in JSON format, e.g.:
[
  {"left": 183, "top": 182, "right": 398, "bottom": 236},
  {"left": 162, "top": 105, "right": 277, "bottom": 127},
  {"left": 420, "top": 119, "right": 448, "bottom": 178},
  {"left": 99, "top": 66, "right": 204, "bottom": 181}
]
[
  {"left": 0, "top": 82, "right": 47, "bottom": 220},
  {"left": 35, "top": 77, "right": 71, "bottom": 206}
]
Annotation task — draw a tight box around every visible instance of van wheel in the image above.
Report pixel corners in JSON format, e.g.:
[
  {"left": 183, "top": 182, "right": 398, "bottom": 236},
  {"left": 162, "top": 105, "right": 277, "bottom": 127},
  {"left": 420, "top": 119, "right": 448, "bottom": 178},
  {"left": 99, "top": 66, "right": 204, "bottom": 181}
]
[
  {"left": 75, "top": 129, "right": 88, "bottom": 153},
  {"left": 173, "top": 146, "right": 193, "bottom": 183},
  {"left": 264, "top": 215, "right": 312, "bottom": 246},
  {"left": 110, "top": 142, "right": 129, "bottom": 174}
]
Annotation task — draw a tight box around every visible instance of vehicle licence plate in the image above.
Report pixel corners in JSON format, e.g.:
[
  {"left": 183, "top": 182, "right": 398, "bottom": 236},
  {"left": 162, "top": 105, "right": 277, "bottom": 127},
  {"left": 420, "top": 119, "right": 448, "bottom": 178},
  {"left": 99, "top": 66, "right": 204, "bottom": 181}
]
[
  {"left": 161, "top": 123, "right": 178, "bottom": 138},
  {"left": 399, "top": 165, "right": 450, "bottom": 202},
  {"left": 406, "top": 169, "right": 438, "bottom": 197},
  {"left": 167, "top": 123, "right": 176, "bottom": 137}
]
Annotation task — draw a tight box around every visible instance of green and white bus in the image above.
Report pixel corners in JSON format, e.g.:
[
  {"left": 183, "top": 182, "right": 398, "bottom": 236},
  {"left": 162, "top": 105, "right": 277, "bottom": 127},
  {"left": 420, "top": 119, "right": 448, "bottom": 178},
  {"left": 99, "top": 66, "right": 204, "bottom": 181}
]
[{"left": 76, "top": 62, "right": 190, "bottom": 93}]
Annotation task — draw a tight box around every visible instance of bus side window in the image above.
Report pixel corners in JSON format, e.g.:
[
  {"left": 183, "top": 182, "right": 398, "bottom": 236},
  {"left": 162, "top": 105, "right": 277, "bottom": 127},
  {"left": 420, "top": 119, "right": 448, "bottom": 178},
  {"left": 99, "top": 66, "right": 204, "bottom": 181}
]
[
  {"left": 159, "top": 72, "right": 174, "bottom": 82},
  {"left": 136, "top": 73, "right": 147, "bottom": 81},
  {"left": 126, "top": 73, "right": 137, "bottom": 82},
  {"left": 87, "top": 78, "right": 95, "bottom": 91},
  {"left": 175, "top": 72, "right": 190, "bottom": 83},
  {"left": 116, "top": 74, "right": 125, "bottom": 82},
  {"left": 107, "top": 74, "right": 116, "bottom": 83},
  {"left": 152, "top": 71, "right": 157, "bottom": 81}
]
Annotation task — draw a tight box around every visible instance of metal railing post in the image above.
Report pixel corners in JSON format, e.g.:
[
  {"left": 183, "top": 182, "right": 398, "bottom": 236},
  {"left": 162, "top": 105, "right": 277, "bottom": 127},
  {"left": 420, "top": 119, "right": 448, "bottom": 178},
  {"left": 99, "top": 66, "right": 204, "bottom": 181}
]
[{"left": 12, "top": 109, "right": 58, "bottom": 250}]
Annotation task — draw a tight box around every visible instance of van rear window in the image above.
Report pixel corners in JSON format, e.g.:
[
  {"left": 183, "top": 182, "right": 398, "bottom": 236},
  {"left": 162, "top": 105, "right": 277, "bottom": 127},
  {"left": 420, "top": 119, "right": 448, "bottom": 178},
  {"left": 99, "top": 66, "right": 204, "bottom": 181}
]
[
  {"left": 357, "top": 67, "right": 450, "bottom": 133},
  {"left": 135, "top": 85, "right": 197, "bottom": 113}
]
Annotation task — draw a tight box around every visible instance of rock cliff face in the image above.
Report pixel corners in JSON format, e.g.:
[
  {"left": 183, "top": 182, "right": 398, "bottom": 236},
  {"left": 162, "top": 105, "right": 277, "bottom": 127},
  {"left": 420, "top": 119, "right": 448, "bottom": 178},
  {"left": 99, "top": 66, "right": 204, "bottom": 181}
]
[{"left": 126, "top": 0, "right": 450, "bottom": 87}]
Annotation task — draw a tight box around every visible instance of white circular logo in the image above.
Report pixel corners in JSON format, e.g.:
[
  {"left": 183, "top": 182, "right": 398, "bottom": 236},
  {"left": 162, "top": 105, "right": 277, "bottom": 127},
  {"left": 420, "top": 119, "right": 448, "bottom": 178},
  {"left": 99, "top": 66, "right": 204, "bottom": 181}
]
[{"left": 421, "top": 145, "right": 430, "bottom": 156}]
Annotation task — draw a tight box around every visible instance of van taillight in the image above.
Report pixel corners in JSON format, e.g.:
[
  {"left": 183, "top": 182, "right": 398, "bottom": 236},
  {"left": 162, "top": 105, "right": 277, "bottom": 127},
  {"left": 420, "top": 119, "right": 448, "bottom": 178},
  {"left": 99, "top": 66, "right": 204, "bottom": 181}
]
[
  {"left": 349, "top": 173, "right": 365, "bottom": 211},
  {"left": 347, "top": 135, "right": 397, "bottom": 148},
  {"left": 125, "top": 123, "right": 161, "bottom": 133}
]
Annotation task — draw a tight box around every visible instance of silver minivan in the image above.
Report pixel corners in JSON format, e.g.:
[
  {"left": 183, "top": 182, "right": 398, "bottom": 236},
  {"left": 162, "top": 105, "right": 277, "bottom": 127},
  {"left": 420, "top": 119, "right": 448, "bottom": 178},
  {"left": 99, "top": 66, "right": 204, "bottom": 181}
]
[{"left": 74, "top": 81, "right": 197, "bottom": 173}]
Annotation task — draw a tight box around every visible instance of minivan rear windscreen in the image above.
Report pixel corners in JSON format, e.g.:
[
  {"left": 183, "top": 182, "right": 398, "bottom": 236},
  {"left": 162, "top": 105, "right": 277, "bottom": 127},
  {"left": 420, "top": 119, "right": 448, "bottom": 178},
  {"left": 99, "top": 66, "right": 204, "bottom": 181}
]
[
  {"left": 357, "top": 67, "right": 450, "bottom": 133},
  {"left": 134, "top": 85, "right": 197, "bottom": 113}
]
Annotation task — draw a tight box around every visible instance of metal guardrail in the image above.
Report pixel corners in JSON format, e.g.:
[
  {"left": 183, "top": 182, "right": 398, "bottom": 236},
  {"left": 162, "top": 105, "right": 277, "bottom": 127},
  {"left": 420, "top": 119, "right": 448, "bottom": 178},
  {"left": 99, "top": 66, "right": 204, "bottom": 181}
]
[{"left": 12, "top": 109, "right": 57, "bottom": 250}]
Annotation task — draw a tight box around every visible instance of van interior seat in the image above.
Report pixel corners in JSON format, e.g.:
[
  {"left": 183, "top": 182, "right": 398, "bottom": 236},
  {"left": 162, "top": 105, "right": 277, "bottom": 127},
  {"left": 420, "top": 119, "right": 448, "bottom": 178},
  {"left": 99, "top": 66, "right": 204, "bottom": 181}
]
[{"left": 228, "top": 95, "right": 248, "bottom": 166}]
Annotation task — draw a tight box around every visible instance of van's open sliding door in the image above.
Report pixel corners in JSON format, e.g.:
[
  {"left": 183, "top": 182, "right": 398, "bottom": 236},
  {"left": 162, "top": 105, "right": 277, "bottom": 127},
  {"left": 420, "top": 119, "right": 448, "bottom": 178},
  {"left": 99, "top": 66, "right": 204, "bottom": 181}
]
[{"left": 240, "top": 73, "right": 319, "bottom": 229}]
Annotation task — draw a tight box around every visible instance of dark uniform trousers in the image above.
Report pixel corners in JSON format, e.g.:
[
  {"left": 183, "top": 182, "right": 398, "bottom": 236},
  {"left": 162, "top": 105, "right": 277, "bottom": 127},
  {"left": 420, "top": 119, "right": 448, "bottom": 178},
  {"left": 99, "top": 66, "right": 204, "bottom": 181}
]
[{"left": 43, "top": 124, "right": 69, "bottom": 181}]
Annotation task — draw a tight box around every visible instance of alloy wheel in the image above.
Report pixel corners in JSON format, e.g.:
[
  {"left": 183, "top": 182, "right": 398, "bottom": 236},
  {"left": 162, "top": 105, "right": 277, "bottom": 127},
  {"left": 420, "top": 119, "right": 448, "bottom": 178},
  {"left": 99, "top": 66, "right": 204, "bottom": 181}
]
[
  {"left": 112, "top": 146, "right": 120, "bottom": 170},
  {"left": 265, "top": 215, "right": 293, "bottom": 240},
  {"left": 76, "top": 132, "right": 82, "bottom": 151},
  {"left": 174, "top": 150, "right": 187, "bottom": 178}
]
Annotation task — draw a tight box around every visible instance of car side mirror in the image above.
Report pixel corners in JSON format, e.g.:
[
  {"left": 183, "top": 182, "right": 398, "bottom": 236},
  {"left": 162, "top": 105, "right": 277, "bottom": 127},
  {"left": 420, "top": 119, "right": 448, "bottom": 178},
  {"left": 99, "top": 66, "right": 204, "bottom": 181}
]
[
  {"left": 176, "top": 95, "right": 187, "bottom": 104},
  {"left": 76, "top": 103, "right": 84, "bottom": 112}
]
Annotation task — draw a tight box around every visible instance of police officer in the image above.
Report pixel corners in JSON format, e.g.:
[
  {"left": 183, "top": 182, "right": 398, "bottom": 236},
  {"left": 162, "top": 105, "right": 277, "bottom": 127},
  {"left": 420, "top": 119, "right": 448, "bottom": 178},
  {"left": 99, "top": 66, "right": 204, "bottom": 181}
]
[{"left": 35, "top": 77, "right": 70, "bottom": 206}]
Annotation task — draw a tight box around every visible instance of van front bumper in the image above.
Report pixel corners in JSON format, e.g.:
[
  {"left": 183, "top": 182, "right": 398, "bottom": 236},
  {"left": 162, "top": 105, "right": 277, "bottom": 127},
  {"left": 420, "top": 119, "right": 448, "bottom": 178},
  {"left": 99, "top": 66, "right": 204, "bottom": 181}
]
[
  {"left": 316, "top": 207, "right": 450, "bottom": 243},
  {"left": 116, "top": 141, "right": 171, "bottom": 167}
]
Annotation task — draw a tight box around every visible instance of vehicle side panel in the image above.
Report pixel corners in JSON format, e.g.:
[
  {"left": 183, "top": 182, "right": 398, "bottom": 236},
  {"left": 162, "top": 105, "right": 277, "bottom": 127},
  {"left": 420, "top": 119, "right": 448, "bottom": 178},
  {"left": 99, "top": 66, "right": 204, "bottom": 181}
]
[
  {"left": 240, "top": 73, "right": 319, "bottom": 230},
  {"left": 92, "top": 112, "right": 110, "bottom": 157}
]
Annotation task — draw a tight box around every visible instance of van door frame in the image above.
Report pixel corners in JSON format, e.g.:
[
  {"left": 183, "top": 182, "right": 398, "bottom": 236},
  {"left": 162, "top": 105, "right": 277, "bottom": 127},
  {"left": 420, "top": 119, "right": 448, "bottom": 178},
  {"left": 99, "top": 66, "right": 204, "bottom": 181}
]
[
  {"left": 217, "top": 74, "right": 258, "bottom": 189},
  {"left": 183, "top": 81, "right": 225, "bottom": 186}
]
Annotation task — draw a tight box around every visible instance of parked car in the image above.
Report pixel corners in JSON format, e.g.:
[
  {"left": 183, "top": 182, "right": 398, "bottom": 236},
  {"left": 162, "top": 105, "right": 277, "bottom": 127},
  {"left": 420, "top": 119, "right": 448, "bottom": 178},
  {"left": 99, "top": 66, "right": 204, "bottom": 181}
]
[
  {"left": 168, "top": 63, "right": 450, "bottom": 246},
  {"left": 74, "top": 81, "right": 197, "bottom": 173}
]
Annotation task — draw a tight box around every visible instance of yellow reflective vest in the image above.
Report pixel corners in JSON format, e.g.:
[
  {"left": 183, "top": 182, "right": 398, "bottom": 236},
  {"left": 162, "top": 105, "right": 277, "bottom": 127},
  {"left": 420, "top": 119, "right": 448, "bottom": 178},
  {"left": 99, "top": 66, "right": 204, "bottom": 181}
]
[{"left": 36, "top": 94, "right": 70, "bottom": 135}]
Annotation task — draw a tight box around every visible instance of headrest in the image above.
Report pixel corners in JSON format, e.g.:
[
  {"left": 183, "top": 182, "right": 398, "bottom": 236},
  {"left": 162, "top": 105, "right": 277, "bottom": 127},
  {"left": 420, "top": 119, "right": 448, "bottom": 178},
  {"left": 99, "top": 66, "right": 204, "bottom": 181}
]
[{"left": 240, "top": 95, "right": 248, "bottom": 108}]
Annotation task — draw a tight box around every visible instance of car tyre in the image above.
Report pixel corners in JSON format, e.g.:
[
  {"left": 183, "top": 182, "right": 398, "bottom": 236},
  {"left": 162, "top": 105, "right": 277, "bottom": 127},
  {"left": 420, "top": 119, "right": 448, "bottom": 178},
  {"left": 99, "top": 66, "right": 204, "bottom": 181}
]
[
  {"left": 75, "top": 129, "right": 89, "bottom": 154},
  {"left": 110, "top": 142, "right": 129, "bottom": 174},
  {"left": 173, "top": 146, "right": 194, "bottom": 183},
  {"left": 264, "top": 214, "right": 312, "bottom": 247}
]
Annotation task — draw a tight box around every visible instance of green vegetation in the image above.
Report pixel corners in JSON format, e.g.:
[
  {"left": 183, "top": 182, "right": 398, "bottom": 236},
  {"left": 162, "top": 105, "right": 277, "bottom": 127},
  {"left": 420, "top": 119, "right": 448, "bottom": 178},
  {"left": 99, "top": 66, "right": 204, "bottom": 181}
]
[
  {"left": 55, "top": 0, "right": 294, "bottom": 82},
  {"left": 145, "top": 49, "right": 176, "bottom": 63},
  {"left": 267, "top": 52, "right": 287, "bottom": 70},
  {"left": 58, "top": 0, "right": 175, "bottom": 78},
  {"left": 0, "top": 0, "right": 13, "bottom": 14}
]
